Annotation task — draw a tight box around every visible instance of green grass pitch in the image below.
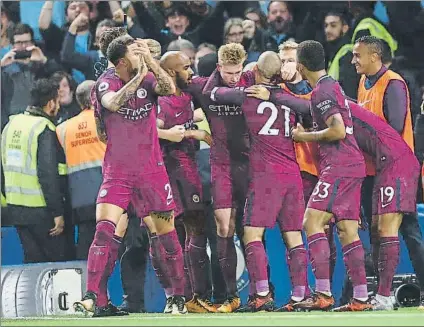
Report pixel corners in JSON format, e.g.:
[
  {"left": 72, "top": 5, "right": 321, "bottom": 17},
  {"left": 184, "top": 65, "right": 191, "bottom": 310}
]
[{"left": 2, "top": 308, "right": 424, "bottom": 326}]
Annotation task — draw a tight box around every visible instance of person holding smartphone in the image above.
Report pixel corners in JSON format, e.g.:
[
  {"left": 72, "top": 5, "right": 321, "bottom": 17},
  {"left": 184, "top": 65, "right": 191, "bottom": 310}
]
[{"left": 1, "top": 23, "right": 61, "bottom": 127}]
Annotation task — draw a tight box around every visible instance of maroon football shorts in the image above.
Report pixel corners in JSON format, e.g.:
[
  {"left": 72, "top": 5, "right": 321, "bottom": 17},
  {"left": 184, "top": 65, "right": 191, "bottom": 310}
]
[
  {"left": 97, "top": 168, "right": 175, "bottom": 218},
  {"left": 211, "top": 160, "right": 249, "bottom": 210},
  {"left": 373, "top": 155, "right": 420, "bottom": 215},
  {"left": 307, "top": 175, "right": 364, "bottom": 222},
  {"left": 243, "top": 172, "right": 304, "bottom": 232}
]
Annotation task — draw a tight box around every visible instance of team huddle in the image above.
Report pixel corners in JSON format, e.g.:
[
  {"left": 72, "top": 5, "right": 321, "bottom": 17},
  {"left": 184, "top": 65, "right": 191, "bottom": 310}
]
[{"left": 73, "top": 26, "right": 420, "bottom": 316}]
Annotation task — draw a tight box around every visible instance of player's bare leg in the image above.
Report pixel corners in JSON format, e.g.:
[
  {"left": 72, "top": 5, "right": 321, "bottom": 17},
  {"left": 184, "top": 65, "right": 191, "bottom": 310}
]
[
  {"left": 184, "top": 211, "right": 217, "bottom": 313},
  {"left": 214, "top": 207, "right": 241, "bottom": 312},
  {"left": 371, "top": 213, "right": 402, "bottom": 310},
  {"left": 74, "top": 204, "right": 129, "bottom": 317},
  {"left": 332, "top": 220, "right": 373, "bottom": 312},
  {"left": 144, "top": 211, "right": 187, "bottom": 315},
  {"left": 293, "top": 208, "right": 335, "bottom": 311},
  {"left": 237, "top": 226, "right": 275, "bottom": 312},
  {"left": 275, "top": 231, "right": 308, "bottom": 312}
]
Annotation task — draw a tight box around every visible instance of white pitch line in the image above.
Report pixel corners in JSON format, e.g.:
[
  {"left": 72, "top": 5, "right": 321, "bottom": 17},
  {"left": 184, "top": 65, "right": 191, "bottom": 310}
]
[{"left": 5, "top": 313, "right": 424, "bottom": 321}]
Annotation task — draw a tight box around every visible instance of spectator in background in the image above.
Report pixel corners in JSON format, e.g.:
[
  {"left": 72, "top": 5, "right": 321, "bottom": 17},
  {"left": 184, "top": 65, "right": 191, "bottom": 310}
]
[
  {"left": 39, "top": 1, "right": 99, "bottom": 83},
  {"left": 1, "top": 23, "right": 61, "bottom": 126},
  {"left": 244, "top": 7, "right": 268, "bottom": 30},
  {"left": 381, "top": 40, "right": 422, "bottom": 126},
  {"left": 1, "top": 3, "right": 16, "bottom": 58},
  {"left": 325, "top": 11, "right": 360, "bottom": 99},
  {"left": 60, "top": 18, "right": 115, "bottom": 81},
  {"left": 223, "top": 18, "right": 266, "bottom": 64},
  {"left": 51, "top": 71, "right": 80, "bottom": 125},
  {"left": 194, "top": 42, "right": 216, "bottom": 73},
  {"left": 56, "top": 80, "right": 105, "bottom": 260},
  {"left": 167, "top": 38, "right": 196, "bottom": 68},
  {"left": 132, "top": 2, "right": 225, "bottom": 49},
  {"left": 223, "top": 18, "right": 245, "bottom": 44},
  {"left": 264, "top": 1, "right": 296, "bottom": 51},
  {"left": 349, "top": 2, "right": 398, "bottom": 55},
  {"left": 1, "top": 78, "right": 67, "bottom": 263}
]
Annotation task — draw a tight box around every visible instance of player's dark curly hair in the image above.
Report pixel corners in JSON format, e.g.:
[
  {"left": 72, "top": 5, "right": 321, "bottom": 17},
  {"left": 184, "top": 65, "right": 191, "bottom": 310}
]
[
  {"left": 106, "top": 35, "right": 134, "bottom": 66},
  {"left": 355, "top": 35, "right": 383, "bottom": 59},
  {"left": 99, "top": 27, "right": 127, "bottom": 56},
  {"left": 297, "top": 40, "right": 325, "bottom": 72},
  {"left": 30, "top": 78, "right": 59, "bottom": 108}
]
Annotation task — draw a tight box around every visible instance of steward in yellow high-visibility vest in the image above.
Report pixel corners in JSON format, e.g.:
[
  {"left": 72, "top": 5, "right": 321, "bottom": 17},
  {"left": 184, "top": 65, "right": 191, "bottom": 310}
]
[
  {"left": 56, "top": 80, "right": 106, "bottom": 259},
  {"left": 1, "top": 78, "right": 67, "bottom": 263}
]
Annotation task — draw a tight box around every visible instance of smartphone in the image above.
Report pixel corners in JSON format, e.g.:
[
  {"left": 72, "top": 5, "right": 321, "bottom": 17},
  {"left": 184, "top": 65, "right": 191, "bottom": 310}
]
[{"left": 14, "top": 50, "right": 32, "bottom": 60}]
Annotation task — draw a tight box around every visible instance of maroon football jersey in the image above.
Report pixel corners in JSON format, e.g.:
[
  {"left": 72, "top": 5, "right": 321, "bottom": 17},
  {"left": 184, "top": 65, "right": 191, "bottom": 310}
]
[
  {"left": 202, "top": 84, "right": 311, "bottom": 174},
  {"left": 95, "top": 69, "right": 163, "bottom": 176},
  {"left": 157, "top": 92, "right": 199, "bottom": 165},
  {"left": 310, "top": 76, "right": 365, "bottom": 178},
  {"left": 188, "top": 70, "right": 255, "bottom": 164},
  {"left": 349, "top": 101, "right": 414, "bottom": 171}
]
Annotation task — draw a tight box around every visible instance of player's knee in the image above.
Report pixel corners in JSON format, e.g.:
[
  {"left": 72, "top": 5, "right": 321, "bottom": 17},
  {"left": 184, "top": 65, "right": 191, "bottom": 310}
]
[
  {"left": 242, "top": 226, "right": 263, "bottom": 244},
  {"left": 336, "top": 221, "right": 359, "bottom": 245}
]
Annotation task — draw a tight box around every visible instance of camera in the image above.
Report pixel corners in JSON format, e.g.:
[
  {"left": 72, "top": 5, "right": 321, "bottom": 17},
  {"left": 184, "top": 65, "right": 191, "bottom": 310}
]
[{"left": 14, "top": 50, "right": 32, "bottom": 60}]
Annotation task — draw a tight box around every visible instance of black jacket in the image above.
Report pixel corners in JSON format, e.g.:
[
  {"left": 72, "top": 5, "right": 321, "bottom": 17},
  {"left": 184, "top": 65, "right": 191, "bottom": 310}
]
[
  {"left": 132, "top": 2, "right": 226, "bottom": 49},
  {"left": 4, "top": 108, "right": 66, "bottom": 226}
]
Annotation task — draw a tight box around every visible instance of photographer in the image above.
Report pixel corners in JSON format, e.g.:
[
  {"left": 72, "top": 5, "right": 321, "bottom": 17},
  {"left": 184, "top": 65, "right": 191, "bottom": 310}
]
[{"left": 1, "top": 23, "right": 61, "bottom": 128}]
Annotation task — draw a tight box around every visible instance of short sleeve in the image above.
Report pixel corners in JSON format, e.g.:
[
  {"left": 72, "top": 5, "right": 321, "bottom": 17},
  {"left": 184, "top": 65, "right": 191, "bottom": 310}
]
[
  {"left": 157, "top": 97, "right": 169, "bottom": 122},
  {"left": 143, "top": 72, "right": 158, "bottom": 95},
  {"left": 312, "top": 88, "right": 342, "bottom": 122},
  {"left": 96, "top": 77, "right": 121, "bottom": 103}
]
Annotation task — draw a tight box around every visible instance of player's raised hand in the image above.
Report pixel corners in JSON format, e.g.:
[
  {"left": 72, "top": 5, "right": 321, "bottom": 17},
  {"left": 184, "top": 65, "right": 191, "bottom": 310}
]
[
  {"left": 281, "top": 61, "right": 297, "bottom": 82},
  {"left": 168, "top": 125, "right": 186, "bottom": 142},
  {"left": 245, "top": 85, "right": 270, "bottom": 101},
  {"left": 291, "top": 123, "right": 306, "bottom": 142},
  {"left": 135, "top": 39, "right": 153, "bottom": 63}
]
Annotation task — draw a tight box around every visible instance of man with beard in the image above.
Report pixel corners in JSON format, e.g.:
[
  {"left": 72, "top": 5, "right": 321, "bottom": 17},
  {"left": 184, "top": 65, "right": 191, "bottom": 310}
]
[
  {"left": 73, "top": 35, "right": 189, "bottom": 317},
  {"left": 325, "top": 11, "right": 360, "bottom": 99},
  {"left": 156, "top": 51, "right": 216, "bottom": 313},
  {"left": 264, "top": 1, "right": 296, "bottom": 52}
]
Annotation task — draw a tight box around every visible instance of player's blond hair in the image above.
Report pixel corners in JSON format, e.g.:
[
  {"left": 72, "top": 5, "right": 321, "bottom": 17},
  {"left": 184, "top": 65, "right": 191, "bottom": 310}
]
[
  {"left": 278, "top": 40, "right": 299, "bottom": 52},
  {"left": 218, "top": 43, "right": 247, "bottom": 66}
]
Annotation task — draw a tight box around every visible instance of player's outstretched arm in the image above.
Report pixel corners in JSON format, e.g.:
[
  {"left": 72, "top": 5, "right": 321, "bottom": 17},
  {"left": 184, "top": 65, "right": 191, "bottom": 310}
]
[
  {"left": 292, "top": 113, "right": 346, "bottom": 143},
  {"left": 100, "top": 60, "right": 149, "bottom": 112}
]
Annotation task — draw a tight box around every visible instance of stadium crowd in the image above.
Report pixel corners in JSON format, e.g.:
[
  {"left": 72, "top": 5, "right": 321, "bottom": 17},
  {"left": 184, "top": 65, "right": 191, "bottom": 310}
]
[{"left": 2, "top": 0, "right": 424, "bottom": 316}]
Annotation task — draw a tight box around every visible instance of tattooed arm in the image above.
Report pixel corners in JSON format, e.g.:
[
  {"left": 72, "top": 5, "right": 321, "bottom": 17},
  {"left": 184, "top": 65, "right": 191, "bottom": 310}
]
[
  {"left": 145, "top": 55, "right": 176, "bottom": 96},
  {"left": 95, "top": 116, "right": 107, "bottom": 143},
  {"left": 100, "top": 72, "right": 145, "bottom": 112}
]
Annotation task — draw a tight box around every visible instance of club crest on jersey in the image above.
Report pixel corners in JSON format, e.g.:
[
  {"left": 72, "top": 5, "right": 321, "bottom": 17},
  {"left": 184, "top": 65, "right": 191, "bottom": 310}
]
[
  {"left": 137, "top": 88, "right": 147, "bottom": 99},
  {"left": 98, "top": 82, "right": 109, "bottom": 92},
  {"left": 99, "top": 189, "right": 108, "bottom": 197},
  {"left": 192, "top": 194, "right": 200, "bottom": 203}
]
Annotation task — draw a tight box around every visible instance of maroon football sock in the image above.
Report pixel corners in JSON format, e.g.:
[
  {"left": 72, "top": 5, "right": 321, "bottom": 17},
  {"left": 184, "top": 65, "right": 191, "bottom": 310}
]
[
  {"left": 149, "top": 233, "right": 172, "bottom": 295},
  {"left": 159, "top": 229, "right": 185, "bottom": 297},
  {"left": 325, "top": 225, "right": 337, "bottom": 282},
  {"left": 184, "top": 238, "right": 193, "bottom": 299},
  {"left": 86, "top": 220, "right": 115, "bottom": 307},
  {"left": 217, "top": 236, "right": 238, "bottom": 296},
  {"left": 307, "top": 233, "right": 331, "bottom": 293},
  {"left": 245, "top": 241, "right": 269, "bottom": 295},
  {"left": 342, "top": 240, "right": 368, "bottom": 299},
  {"left": 287, "top": 244, "right": 308, "bottom": 299},
  {"left": 378, "top": 237, "right": 400, "bottom": 297},
  {"left": 188, "top": 234, "right": 208, "bottom": 297}
]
